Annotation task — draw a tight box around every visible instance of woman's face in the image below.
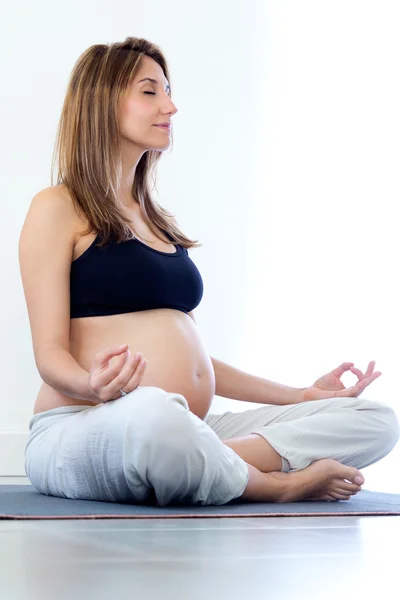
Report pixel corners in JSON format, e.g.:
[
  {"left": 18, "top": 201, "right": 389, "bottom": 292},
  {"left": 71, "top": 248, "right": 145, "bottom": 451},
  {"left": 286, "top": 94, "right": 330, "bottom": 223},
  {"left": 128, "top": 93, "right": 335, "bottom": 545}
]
[{"left": 118, "top": 55, "right": 178, "bottom": 152}]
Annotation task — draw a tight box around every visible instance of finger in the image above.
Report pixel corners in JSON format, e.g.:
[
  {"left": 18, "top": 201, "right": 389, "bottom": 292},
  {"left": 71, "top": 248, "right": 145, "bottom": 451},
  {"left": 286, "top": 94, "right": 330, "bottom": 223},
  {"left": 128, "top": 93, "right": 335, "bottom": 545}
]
[
  {"left": 94, "top": 350, "right": 131, "bottom": 389},
  {"left": 95, "top": 344, "right": 129, "bottom": 366},
  {"left": 365, "top": 360, "right": 376, "bottom": 377},
  {"left": 352, "top": 379, "right": 371, "bottom": 397},
  {"left": 106, "top": 352, "right": 144, "bottom": 394},
  {"left": 350, "top": 362, "right": 378, "bottom": 382},
  {"left": 123, "top": 357, "right": 148, "bottom": 391},
  {"left": 370, "top": 371, "right": 382, "bottom": 382},
  {"left": 359, "top": 373, "right": 382, "bottom": 389},
  {"left": 331, "top": 362, "right": 355, "bottom": 378},
  {"left": 350, "top": 366, "right": 364, "bottom": 381},
  {"left": 336, "top": 373, "right": 381, "bottom": 398},
  {"left": 334, "top": 380, "right": 367, "bottom": 397},
  {"left": 334, "top": 384, "right": 359, "bottom": 397},
  {"left": 97, "top": 353, "right": 139, "bottom": 398}
]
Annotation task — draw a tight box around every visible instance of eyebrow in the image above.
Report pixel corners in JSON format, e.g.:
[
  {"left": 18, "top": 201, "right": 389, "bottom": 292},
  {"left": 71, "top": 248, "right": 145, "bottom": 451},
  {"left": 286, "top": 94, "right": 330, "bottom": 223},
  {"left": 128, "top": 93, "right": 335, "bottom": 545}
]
[{"left": 138, "top": 77, "right": 171, "bottom": 94}]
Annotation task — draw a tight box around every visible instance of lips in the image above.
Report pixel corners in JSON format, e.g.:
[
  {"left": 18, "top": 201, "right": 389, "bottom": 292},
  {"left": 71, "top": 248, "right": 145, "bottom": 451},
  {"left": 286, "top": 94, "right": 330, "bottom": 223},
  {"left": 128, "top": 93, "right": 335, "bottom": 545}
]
[{"left": 154, "top": 124, "right": 171, "bottom": 130}]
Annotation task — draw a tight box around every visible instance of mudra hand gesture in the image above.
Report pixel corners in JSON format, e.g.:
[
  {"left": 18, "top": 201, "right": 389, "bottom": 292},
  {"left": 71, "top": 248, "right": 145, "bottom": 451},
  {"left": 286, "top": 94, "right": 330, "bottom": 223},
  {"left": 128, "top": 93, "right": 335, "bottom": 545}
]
[
  {"left": 89, "top": 344, "right": 147, "bottom": 403},
  {"left": 303, "top": 361, "right": 382, "bottom": 401}
]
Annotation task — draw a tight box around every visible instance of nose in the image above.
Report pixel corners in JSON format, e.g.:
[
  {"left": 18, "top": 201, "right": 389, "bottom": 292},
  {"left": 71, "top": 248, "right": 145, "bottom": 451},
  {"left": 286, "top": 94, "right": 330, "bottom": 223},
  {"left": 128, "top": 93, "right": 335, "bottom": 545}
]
[{"left": 163, "top": 95, "right": 178, "bottom": 117}]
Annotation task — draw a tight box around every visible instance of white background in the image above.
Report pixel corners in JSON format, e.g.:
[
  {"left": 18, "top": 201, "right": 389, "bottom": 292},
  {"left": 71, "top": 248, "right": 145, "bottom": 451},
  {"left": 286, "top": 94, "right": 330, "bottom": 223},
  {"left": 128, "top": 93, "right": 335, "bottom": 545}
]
[{"left": 1, "top": 0, "right": 399, "bottom": 490}]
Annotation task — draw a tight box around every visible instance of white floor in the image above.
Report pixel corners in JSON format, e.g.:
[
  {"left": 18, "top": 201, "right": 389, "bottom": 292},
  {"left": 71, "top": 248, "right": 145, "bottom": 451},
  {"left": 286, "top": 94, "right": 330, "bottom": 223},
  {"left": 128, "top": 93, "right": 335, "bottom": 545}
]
[{"left": 0, "top": 476, "right": 397, "bottom": 599}]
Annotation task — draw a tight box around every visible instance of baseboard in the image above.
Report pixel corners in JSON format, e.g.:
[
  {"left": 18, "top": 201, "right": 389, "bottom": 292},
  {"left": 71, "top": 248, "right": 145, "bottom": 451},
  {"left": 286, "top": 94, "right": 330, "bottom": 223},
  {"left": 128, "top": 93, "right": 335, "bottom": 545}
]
[{"left": 0, "top": 433, "right": 29, "bottom": 476}]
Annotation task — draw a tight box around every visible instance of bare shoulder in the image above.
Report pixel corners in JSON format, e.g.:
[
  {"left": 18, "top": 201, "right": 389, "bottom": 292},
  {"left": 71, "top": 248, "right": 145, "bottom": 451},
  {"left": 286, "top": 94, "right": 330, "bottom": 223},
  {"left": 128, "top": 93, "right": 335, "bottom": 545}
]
[
  {"left": 34, "top": 183, "right": 73, "bottom": 205},
  {"left": 32, "top": 184, "right": 88, "bottom": 242}
]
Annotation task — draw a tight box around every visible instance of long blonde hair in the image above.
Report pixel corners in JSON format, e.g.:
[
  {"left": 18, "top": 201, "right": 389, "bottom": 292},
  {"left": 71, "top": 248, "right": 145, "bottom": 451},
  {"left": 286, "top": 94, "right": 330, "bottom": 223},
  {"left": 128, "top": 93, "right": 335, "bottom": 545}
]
[{"left": 50, "top": 36, "right": 201, "bottom": 250}]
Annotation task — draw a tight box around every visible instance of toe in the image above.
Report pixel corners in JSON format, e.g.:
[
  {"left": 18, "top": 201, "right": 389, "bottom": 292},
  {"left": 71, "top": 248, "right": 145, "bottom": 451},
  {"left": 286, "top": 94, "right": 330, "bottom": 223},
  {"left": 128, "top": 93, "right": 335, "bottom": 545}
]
[
  {"left": 330, "top": 492, "right": 351, "bottom": 501},
  {"left": 337, "top": 481, "right": 361, "bottom": 494}
]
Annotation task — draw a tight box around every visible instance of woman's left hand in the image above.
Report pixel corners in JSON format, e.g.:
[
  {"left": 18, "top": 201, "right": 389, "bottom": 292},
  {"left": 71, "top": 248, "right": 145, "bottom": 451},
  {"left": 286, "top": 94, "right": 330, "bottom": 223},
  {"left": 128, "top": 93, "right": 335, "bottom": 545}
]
[{"left": 302, "top": 361, "right": 382, "bottom": 401}]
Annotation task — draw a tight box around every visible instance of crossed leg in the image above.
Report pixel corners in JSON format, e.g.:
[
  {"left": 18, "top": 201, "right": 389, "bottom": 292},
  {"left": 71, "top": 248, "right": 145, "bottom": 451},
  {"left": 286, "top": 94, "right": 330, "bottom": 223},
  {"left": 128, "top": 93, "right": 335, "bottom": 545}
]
[
  {"left": 222, "top": 434, "right": 364, "bottom": 503},
  {"left": 205, "top": 394, "right": 399, "bottom": 503}
]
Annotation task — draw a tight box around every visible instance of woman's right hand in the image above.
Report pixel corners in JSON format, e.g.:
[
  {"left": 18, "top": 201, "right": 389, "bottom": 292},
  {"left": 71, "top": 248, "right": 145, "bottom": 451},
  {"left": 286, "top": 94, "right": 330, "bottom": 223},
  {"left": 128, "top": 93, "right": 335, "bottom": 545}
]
[{"left": 89, "top": 344, "right": 147, "bottom": 403}]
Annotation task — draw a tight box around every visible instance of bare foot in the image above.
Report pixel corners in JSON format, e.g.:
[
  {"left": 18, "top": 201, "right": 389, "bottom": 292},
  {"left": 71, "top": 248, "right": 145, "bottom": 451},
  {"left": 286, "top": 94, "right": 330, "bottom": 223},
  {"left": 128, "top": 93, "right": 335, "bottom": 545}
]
[{"left": 268, "top": 458, "right": 364, "bottom": 503}]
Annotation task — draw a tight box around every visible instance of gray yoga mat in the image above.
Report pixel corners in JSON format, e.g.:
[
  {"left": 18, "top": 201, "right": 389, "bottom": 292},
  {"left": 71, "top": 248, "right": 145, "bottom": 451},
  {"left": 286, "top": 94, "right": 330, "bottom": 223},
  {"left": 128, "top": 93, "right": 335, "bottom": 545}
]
[{"left": 1, "top": 485, "right": 400, "bottom": 519}]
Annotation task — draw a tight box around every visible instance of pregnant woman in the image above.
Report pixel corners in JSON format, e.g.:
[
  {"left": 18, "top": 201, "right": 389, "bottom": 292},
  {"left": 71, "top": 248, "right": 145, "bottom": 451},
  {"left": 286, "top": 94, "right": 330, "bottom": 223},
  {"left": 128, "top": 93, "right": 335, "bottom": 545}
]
[{"left": 19, "top": 36, "right": 399, "bottom": 506}]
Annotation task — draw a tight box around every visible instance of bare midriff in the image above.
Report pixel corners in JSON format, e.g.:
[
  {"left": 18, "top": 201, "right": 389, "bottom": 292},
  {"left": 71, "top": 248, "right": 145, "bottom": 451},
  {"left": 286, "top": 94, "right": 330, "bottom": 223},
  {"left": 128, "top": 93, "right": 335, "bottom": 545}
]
[
  {"left": 34, "top": 308, "right": 216, "bottom": 420},
  {"left": 33, "top": 201, "right": 216, "bottom": 421}
]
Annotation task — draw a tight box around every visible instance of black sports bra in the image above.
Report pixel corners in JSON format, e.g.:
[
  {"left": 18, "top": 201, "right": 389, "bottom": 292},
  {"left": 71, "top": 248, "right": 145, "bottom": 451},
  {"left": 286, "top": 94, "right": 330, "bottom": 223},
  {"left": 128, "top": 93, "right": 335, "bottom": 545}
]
[{"left": 70, "top": 230, "right": 204, "bottom": 318}]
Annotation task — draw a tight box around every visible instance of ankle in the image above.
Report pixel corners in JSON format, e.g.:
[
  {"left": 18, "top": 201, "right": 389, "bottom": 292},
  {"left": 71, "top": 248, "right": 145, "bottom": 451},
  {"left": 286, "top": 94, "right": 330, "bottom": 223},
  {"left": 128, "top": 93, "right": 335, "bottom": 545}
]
[
  {"left": 239, "top": 465, "right": 290, "bottom": 503},
  {"left": 262, "top": 472, "right": 292, "bottom": 503}
]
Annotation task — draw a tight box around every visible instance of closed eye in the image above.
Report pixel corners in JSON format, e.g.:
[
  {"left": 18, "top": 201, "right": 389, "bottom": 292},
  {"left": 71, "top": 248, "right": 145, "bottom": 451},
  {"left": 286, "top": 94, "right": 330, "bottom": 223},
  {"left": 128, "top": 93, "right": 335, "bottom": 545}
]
[{"left": 144, "top": 91, "right": 172, "bottom": 98}]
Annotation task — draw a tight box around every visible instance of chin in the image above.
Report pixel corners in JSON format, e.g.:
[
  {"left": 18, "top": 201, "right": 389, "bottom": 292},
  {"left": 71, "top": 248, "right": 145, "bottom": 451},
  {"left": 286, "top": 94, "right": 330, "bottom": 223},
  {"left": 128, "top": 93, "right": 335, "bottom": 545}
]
[{"left": 150, "top": 144, "right": 171, "bottom": 152}]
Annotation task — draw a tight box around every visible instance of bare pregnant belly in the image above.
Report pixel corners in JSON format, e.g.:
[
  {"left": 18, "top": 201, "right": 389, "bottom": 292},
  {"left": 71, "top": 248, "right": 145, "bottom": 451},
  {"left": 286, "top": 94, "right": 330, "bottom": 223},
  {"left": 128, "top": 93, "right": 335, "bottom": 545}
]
[{"left": 34, "top": 309, "right": 216, "bottom": 420}]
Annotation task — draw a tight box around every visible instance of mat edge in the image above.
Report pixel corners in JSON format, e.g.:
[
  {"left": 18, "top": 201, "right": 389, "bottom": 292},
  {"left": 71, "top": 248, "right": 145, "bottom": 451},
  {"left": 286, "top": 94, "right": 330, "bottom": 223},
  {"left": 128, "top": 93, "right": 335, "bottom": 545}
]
[{"left": 2, "top": 511, "right": 400, "bottom": 520}]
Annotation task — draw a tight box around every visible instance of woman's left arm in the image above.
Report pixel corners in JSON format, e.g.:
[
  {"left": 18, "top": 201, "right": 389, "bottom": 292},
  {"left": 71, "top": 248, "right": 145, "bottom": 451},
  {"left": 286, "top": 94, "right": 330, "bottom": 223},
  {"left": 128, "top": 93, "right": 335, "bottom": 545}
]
[
  {"left": 187, "top": 311, "right": 305, "bottom": 405},
  {"left": 188, "top": 314, "right": 380, "bottom": 403},
  {"left": 210, "top": 357, "right": 306, "bottom": 406}
]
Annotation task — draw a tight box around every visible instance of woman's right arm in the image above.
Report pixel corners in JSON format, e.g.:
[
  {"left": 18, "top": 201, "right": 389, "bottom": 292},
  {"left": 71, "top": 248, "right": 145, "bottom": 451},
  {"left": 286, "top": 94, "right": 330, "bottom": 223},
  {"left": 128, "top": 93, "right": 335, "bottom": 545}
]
[{"left": 18, "top": 187, "right": 99, "bottom": 403}]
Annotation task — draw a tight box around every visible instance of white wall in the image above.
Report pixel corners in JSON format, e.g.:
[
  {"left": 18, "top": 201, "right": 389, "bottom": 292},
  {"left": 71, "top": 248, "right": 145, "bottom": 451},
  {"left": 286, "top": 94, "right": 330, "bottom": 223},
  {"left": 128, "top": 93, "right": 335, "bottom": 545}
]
[{"left": 1, "top": 1, "right": 399, "bottom": 492}]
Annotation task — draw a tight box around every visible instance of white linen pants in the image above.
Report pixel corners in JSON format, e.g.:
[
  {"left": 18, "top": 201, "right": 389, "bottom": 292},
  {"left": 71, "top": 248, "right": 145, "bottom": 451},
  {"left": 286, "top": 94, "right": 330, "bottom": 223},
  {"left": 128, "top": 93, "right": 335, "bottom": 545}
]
[{"left": 25, "top": 385, "right": 399, "bottom": 506}]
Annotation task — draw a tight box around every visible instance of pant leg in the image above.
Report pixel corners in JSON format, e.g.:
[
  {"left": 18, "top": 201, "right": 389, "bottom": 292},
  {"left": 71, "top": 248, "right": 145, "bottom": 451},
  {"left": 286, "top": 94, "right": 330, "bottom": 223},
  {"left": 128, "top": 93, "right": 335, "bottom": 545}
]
[
  {"left": 25, "top": 386, "right": 249, "bottom": 506},
  {"left": 204, "top": 396, "right": 399, "bottom": 472}
]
